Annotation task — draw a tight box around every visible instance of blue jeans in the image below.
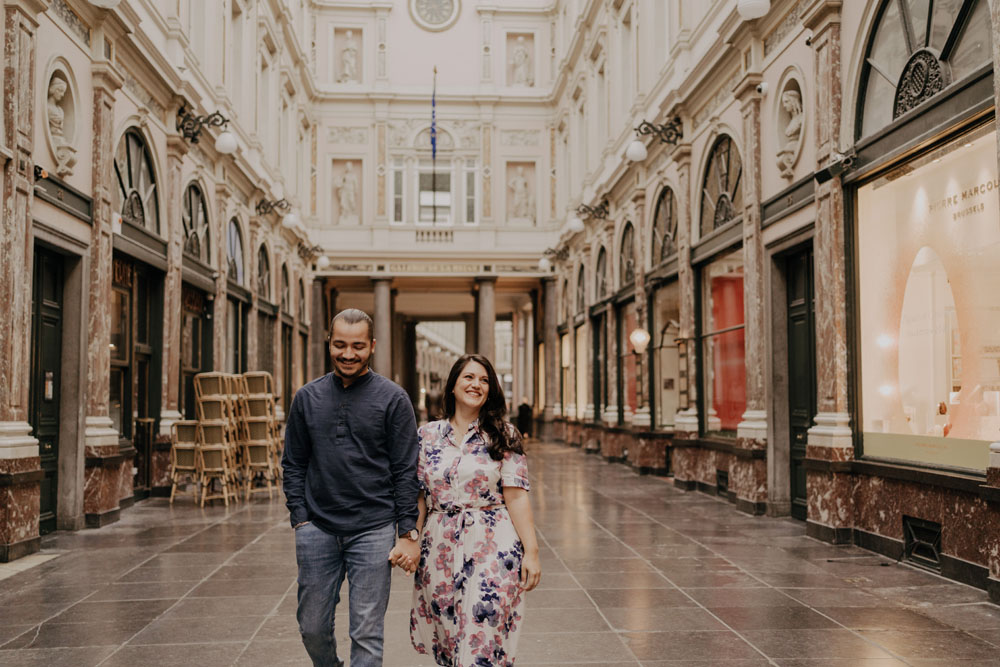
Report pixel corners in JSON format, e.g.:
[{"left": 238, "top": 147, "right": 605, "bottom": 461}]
[{"left": 295, "top": 521, "right": 395, "bottom": 667}]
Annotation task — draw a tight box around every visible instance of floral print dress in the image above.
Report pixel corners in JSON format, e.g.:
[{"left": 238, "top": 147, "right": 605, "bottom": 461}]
[{"left": 410, "top": 419, "right": 531, "bottom": 667}]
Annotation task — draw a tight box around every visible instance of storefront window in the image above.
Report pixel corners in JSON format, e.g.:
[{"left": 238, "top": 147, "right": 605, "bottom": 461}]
[
  {"left": 653, "top": 282, "right": 682, "bottom": 428},
  {"left": 575, "top": 323, "right": 587, "bottom": 419},
  {"left": 701, "top": 250, "right": 745, "bottom": 435},
  {"left": 576, "top": 265, "right": 586, "bottom": 314},
  {"left": 857, "top": 124, "right": 999, "bottom": 471},
  {"left": 110, "top": 288, "right": 129, "bottom": 362},
  {"left": 619, "top": 223, "right": 635, "bottom": 286},
  {"left": 257, "top": 245, "right": 271, "bottom": 300},
  {"left": 652, "top": 187, "right": 677, "bottom": 263},
  {"left": 113, "top": 129, "right": 160, "bottom": 235},
  {"left": 227, "top": 218, "right": 245, "bottom": 284},
  {"left": 560, "top": 333, "right": 572, "bottom": 415},
  {"left": 182, "top": 183, "right": 211, "bottom": 264},
  {"left": 595, "top": 247, "right": 608, "bottom": 299},
  {"left": 858, "top": 0, "right": 991, "bottom": 139},
  {"left": 227, "top": 297, "right": 248, "bottom": 373},
  {"left": 699, "top": 135, "right": 742, "bottom": 239},
  {"left": 618, "top": 302, "right": 638, "bottom": 423}
]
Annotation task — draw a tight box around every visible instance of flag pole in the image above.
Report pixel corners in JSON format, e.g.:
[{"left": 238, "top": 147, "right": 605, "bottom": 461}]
[{"left": 431, "top": 66, "right": 438, "bottom": 224}]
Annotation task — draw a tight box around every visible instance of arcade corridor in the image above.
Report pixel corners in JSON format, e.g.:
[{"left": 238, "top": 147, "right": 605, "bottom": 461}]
[{"left": 0, "top": 441, "right": 997, "bottom": 666}]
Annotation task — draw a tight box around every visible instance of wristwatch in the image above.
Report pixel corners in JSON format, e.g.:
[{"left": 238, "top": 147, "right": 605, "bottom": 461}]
[{"left": 400, "top": 528, "right": 419, "bottom": 541}]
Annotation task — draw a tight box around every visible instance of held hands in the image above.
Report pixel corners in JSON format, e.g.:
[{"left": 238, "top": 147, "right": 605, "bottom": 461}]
[
  {"left": 519, "top": 550, "right": 541, "bottom": 591},
  {"left": 388, "top": 536, "right": 420, "bottom": 574}
]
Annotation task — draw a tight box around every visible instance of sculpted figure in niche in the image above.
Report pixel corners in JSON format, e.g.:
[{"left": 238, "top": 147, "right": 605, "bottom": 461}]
[
  {"left": 508, "top": 166, "right": 533, "bottom": 221},
  {"left": 339, "top": 30, "right": 358, "bottom": 83},
  {"left": 337, "top": 161, "right": 359, "bottom": 222},
  {"left": 776, "top": 88, "right": 803, "bottom": 179},
  {"left": 511, "top": 36, "right": 533, "bottom": 86},
  {"left": 47, "top": 75, "right": 77, "bottom": 177}
]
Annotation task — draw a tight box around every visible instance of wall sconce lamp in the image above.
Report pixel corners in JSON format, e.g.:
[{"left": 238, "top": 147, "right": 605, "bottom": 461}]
[
  {"left": 176, "top": 105, "right": 237, "bottom": 154},
  {"left": 296, "top": 242, "right": 323, "bottom": 260},
  {"left": 537, "top": 246, "right": 570, "bottom": 272},
  {"left": 635, "top": 117, "right": 683, "bottom": 146},
  {"left": 577, "top": 199, "right": 609, "bottom": 220},
  {"left": 256, "top": 198, "right": 290, "bottom": 216},
  {"left": 737, "top": 0, "right": 771, "bottom": 20}
]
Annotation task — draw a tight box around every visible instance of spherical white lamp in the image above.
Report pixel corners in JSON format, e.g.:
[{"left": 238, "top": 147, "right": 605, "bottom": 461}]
[
  {"left": 737, "top": 0, "right": 770, "bottom": 20},
  {"left": 629, "top": 327, "right": 651, "bottom": 355},
  {"left": 567, "top": 216, "right": 585, "bottom": 234},
  {"left": 316, "top": 255, "right": 330, "bottom": 269},
  {"left": 215, "top": 130, "right": 238, "bottom": 155},
  {"left": 626, "top": 139, "right": 648, "bottom": 162},
  {"left": 89, "top": 0, "right": 122, "bottom": 8},
  {"left": 281, "top": 211, "right": 300, "bottom": 228},
  {"left": 538, "top": 256, "right": 552, "bottom": 272}
]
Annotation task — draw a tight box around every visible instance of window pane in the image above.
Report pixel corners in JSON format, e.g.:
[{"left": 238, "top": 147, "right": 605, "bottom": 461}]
[
  {"left": 393, "top": 169, "right": 403, "bottom": 222},
  {"left": 702, "top": 249, "right": 745, "bottom": 434},
  {"left": 857, "top": 125, "right": 1000, "bottom": 471},
  {"left": 949, "top": 0, "right": 990, "bottom": 81},
  {"left": 111, "top": 289, "right": 129, "bottom": 361},
  {"left": 862, "top": 71, "right": 896, "bottom": 138},
  {"left": 109, "top": 368, "right": 125, "bottom": 436},
  {"left": 930, "top": 0, "right": 964, "bottom": 50},
  {"left": 466, "top": 170, "right": 476, "bottom": 223},
  {"left": 868, "top": 0, "right": 910, "bottom": 82},
  {"left": 575, "top": 324, "right": 587, "bottom": 420}
]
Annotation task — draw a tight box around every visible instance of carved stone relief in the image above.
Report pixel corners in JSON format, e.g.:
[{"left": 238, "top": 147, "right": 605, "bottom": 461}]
[
  {"left": 332, "top": 159, "right": 361, "bottom": 225},
  {"left": 506, "top": 162, "right": 536, "bottom": 224},
  {"left": 507, "top": 33, "right": 535, "bottom": 87},
  {"left": 328, "top": 126, "right": 369, "bottom": 144},
  {"left": 776, "top": 79, "right": 804, "bottom": 180},
  {"left": 501, "top": 129, "right": 540, "bottom": 147},
  {"left": 45, "top": 69, "right": 77, "bottom": 177}
]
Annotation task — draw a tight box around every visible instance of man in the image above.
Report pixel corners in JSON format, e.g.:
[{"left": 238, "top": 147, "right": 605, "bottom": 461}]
[{"left": 283, "top": 308, "right": 420, "bottom": 667}]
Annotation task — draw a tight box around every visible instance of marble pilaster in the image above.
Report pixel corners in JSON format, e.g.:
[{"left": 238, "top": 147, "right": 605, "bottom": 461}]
[
  {"left": 159, "top": 135, "right": 188, "bottom": 435},
  {"left": 476, "top": 277, "right": 496, "bottom": 360},
  {"left": 630, "top": 191, "right": 651, "bottom": 429},
  {"left": 802, "top": 0, "right": 853, "bottom": 541},
  {"left": 309, "top": 278, "right": 326, "bottom": 380},
  {"left": 213, "top": 182, "right": 232, "bottom": 373},
  {"left": 542, "top": 277, "right": 558, "bottom": 432},
  {"left": 372, "top": 278, "right": 392, "bottom": 377},
  {"left": 0, "top": 2, "right": 46, "bottom": 560}
]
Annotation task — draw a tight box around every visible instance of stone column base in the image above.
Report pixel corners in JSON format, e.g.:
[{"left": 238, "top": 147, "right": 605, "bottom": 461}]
[
  {"left": 0, "top": 422, "right": 41, "bottom": 562},
  {"left": 733, "top": 410, "right": 768, "bottom": 515},
  {"left": 84, "top": 417, "right": 123, "bottom": 528}
]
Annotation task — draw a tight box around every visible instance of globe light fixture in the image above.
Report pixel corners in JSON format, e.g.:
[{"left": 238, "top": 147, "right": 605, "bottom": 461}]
[
  {"left": 316, "top": 255, "right": 330, "bottom": 269},
  {"left": 567, "top": 216, "right": 585, "bottom": 234},
  {"left": 89, "top": 0, "right": 122, "bottom": 8},
  {"left": 215, "top": 129, "right": 238, "bottom": 155},
  {"left": 737, "top": 0, "right": 770, "bottom": 20},
  {"left": 626, "top": 139, "right": 648, "bottom": 162},
  {"left": 281, "top": 210, "right": 300, "bottom": 228},
  {"left": 629, "top": 327, "right": 651, "bottom": 355},
  {"left": 538, "top": 256, "right": 552, "bottom": 272}
]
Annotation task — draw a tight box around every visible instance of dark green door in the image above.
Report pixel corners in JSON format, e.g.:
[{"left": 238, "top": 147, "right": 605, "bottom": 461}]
[
  {"left": 30, "top": 248, "right": 64, "bottom": 535},
  {"left": 786, "top": 246, "right": 816, "bottom": 521}
]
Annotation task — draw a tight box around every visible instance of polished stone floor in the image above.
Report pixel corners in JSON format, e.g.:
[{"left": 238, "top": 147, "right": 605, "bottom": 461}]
[{"left": 1, "top": 441, "right": 999, "bottom": 666}]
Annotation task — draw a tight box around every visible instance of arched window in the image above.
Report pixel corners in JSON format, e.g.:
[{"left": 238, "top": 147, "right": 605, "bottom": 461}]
[
  {"left": 227, "top": 218, "right": 245, "bottom": 284},
  {"left": 113, "top": 128, "right": 160, "bottom": 234},
  {"left": 700, "top": 135, "right": 743, "bottom": 238},
  {"left": 652, "top": 187, "right": 676, "bottom": 262},
  {"left": 298, "top": 279, "right": 307, "bottom": 321},
  {"left": 595, "top": 247, "right": 608, "bottom": 299},
  {"left": 576, "top": 265, "right": 586, "bottom": 314},
  {"left": 561, "top": 279, "right": 570, "bottom": 322},
  {"left": 257, "top": 245, "right": 271, "bottom": 300},
  {"left": 280, "top": 265, "right": 291, "bottom": 312},
  {"left": 857, "top": 0, "right": 990, "bottom": 140},
  {"left": 182, "top": 183, "right": 210, "bottom": 264},
  {"left": 619, "top": 223, "right": 635, "bottom": 286}
]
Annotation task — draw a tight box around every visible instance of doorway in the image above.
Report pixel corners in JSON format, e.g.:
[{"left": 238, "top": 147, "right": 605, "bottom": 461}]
[
  {"left": 785, "top": 246, "right": 816, "bottom": 520},
  {"left": 30, "top": 247, "right": 64, "bottom": 535}
]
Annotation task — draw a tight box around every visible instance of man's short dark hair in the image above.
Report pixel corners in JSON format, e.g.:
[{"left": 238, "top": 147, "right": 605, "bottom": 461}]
[{"left": 330, "top": 308, "right": 374, "bottom": 341}]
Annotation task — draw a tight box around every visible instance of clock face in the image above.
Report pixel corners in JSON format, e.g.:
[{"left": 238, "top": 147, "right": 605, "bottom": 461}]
[{"left": 411, "top": 0, "right": 459, "bottom": 31}]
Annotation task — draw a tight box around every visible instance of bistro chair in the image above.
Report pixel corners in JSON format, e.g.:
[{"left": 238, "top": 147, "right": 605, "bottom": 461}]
[{"left": 169, "top": 421, "right": 200, "bottom": 503}]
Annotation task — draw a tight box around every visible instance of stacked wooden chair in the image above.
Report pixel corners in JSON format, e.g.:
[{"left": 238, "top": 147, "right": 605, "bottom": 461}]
[
  {"left": 193, "top": 373, "right": 241, "bottom": 507},
  {"left": 168, "top": 421, "right": 200, "bottom": 503},
  {"left": 239, "top": 371, "right": 281, "bottom": 500}
]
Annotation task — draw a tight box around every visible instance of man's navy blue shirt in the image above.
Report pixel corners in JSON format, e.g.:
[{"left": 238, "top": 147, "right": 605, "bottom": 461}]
[{"left": 281, "top": 370, "right": 419, "bottom": 535}]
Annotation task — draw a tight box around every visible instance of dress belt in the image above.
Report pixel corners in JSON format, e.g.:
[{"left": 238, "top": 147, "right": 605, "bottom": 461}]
[{"left": 429, "top": 504, "right": 505, "bottom": 516}]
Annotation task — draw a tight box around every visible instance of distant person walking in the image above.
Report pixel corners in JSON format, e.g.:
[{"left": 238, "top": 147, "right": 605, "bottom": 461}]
[
  {"left": 282, "top": 308, "right": 420, "bottom": 667},
  {"left": 516, "top": 396, "right": 533, "bottom": 438}
]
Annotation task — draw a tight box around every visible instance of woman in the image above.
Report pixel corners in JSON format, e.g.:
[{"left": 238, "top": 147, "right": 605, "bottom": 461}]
[{"left": 408, "top": 353, "right": 541, "bottom": 666}]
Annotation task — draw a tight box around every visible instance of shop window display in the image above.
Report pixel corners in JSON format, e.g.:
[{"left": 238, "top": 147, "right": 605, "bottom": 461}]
[
  {"left": 617, "top": 302, "right": 638, "bottom": 422},
  {"left": 652, "top": 187, "right": 677, "bottom": 263},
  {"left": 857, "top": 124, "right": 1000, "bottom": 471},
  {"left": 701, "top": 250, "right": 746, "bottom": 434},
  {"left": 653, "top": 282, "right": 682, "bottom": 429}
]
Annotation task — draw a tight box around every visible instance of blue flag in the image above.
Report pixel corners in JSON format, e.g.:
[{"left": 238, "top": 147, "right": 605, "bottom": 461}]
[{"left": 431, "top": 67, "right": 437, "bottom": 159}]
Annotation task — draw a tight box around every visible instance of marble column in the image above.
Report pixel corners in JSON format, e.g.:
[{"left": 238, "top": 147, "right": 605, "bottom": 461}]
[
  {"left": 372, "top": 278, "right": 392, "bottom": 377},
  {"left": 733, "top": 72, "right": 768, "bottom": 515},
  {"left": 309, "top": 278, "right": 326, "bottom": 380},
  {"left": 213, "top": 183, "right": 232, "bottom": 372},
  {"left": 803, "top": 0, "right": 854, "bottom": 543},
  {"left": 159, "top": 135, "right": 188, "bottom": 437},
  {"left": 630, "top": 192, "right": 651, "bottom": 429},
  {"left": 476, "top": 277, "right": 497, "bottom": 360},
  {"left": 542, "top": 278, "right": 558, "bottom": 435},
  {"left": 0, "top": 0, "right": 46, "bottom": 562},
  {"left": 464, "top": 314, "right": 476, "bottom": 354},
  {"left": 82, "top": 38, "right": 126, "bottom": 528}
]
